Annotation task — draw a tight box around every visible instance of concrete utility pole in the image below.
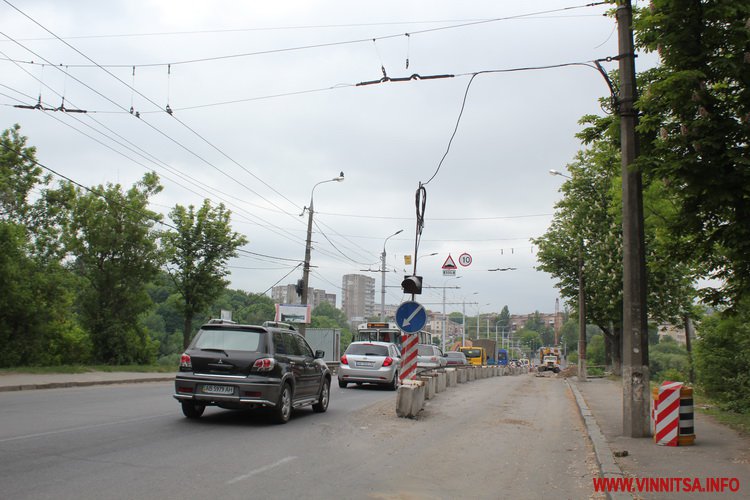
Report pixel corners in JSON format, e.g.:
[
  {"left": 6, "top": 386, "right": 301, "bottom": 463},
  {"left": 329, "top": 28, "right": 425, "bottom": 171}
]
[
  {"left": 617, "top": 0, "right": 650, "bottom": 438},
  {"left": 300, "top": 173, "right": 344, "bottom": 336}
]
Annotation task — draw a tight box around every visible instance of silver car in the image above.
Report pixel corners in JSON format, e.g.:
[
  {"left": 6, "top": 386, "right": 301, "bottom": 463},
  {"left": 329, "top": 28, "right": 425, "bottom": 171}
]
[
  {"left": 417, "top": 344, "right": 448, "bottom": 370},
  {"left": 338, "top": 341, "right": 401, "bottom": 390}
]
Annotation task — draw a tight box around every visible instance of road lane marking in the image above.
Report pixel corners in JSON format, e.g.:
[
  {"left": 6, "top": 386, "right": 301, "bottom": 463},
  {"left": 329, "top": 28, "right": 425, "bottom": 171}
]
[
  {"left": 0, "top": 412, "right": 174, "bottom": 443},
  {"left": 227, "top": 456, "right": 298, "bottom": 484}
]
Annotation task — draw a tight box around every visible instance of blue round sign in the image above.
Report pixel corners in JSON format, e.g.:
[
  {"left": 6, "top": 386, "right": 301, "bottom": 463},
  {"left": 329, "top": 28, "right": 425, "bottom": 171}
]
[{"left": 395, "top": 301, "right": 427, "bottom": 333}]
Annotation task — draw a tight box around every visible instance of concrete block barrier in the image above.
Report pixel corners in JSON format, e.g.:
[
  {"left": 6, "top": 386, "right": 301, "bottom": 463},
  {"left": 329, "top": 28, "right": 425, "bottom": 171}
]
[
  {"left": 436, "top": 371, "right": 447, "bottom": 393},
  {"left": 396, "top": 379, "right": 425, "bottom": 418},
  {"left": 418, "top": 374, "right": 437, "bottom": 400},
  {"left": 457, "top": 368, "right": 467, "bottom": 383},
  {"left": 468, "top": 367, "right": 476, "bottom": 381},
  {"left": 446, "top": 368, "right": 457, "bottom": 387}
]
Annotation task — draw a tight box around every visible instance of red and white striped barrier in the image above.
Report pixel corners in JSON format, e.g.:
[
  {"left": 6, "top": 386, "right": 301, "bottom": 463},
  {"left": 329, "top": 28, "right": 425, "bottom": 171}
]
[
  {"left": 654, "top": 381, "right": 683, "bottom": 446},
  {"left": 399, "top": 334, "right": 418, "bottom": 382}
]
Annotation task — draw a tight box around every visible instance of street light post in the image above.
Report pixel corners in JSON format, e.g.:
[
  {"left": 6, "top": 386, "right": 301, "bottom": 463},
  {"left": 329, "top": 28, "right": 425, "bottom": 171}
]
[
  {"left": 442, "top": 276, "right": 461, "bottom": 352},
  {"left": 380, "top": 229, "right": 403, "bottom": 320},
  {"left": 300, "top": 172, "right": 344, "bottom": 336}
]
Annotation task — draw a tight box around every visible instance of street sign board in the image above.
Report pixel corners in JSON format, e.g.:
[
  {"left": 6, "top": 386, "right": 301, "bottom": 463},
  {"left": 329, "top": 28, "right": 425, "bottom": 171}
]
[
  {"left": 442, "top": 254, "right": 457, "bottom": 270},
  {"left": 443, "top": 269, "right": 456, "bottom": 276},
  {"left": 459, "top": 252, "right": 472, "bottom": 267},
  {"left": 395, "top": 301, "right": 427, "bottom": 333}
]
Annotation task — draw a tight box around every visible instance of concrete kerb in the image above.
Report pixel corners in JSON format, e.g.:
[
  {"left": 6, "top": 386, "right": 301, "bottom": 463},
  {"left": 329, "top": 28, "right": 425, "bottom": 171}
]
[{"left": 566, "top": 379, "right": 630, "bottom": 500}]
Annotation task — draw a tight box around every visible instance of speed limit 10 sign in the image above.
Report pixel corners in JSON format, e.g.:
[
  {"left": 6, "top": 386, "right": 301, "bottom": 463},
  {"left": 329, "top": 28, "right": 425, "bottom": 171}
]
[{"left": 458, "top": 253, "right": 472, "bottom": 267}]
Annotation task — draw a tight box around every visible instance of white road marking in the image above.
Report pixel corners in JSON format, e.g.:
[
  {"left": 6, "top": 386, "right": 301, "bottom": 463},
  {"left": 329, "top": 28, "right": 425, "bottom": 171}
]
[{"left": 227, "top": 456, "right": 298, "bottom": 485}]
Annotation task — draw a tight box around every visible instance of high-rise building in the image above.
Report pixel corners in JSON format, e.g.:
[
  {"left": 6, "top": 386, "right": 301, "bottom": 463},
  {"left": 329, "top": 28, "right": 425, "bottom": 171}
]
[{"left": 341, "top": 274, "right": 375, "bottom": 321}]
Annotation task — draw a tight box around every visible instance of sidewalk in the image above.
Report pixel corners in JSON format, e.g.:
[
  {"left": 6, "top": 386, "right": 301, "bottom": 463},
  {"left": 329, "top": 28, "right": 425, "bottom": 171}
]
[
  {"left": 571, "top": 376, "right": 750, "bottom": 499},
  {"left": 0, "top": 371, "right": 174, "bottom": 392}
]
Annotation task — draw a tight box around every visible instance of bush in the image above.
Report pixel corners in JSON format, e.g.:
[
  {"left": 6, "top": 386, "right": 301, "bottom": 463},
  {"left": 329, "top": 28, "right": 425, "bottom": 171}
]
[{"left": 694, "top": 305, "right": 750, "bottom": 413}]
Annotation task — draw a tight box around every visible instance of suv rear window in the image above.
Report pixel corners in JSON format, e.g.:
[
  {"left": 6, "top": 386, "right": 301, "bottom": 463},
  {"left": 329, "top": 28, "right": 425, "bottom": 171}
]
[
  {"left": 193, "top": 329, "right": 264, "bottom": 352},
  {"left": 346, "top": 344, "right": 388, "bottom": 356}
]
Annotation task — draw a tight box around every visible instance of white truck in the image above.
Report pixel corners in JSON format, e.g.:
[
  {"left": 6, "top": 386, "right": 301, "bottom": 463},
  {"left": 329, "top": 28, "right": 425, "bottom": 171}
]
[{"left": 538, "top": 354, "right": 561, "bottom": 374}]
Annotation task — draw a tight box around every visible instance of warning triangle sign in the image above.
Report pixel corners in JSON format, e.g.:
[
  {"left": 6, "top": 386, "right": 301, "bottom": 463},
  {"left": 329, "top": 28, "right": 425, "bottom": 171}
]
[{"left": 442, "top": 254, "right": 457, "bottom": 270}]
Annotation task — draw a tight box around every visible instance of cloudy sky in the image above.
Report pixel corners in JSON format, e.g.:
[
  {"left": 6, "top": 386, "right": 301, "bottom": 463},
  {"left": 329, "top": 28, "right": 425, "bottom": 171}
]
[{"left": 0, "top": 0, "right": 657, "bottom": 317}]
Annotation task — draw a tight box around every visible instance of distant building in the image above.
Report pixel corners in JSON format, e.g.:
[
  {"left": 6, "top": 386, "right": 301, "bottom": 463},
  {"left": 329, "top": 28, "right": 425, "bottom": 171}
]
[
  {"left": 657, "top": 323, "right": 687, "bottom": 344},
  {"left": 271, "top": 284, "right": 336, "bottom": 309},
  {"left": 342, "top": 274, "right": 375, "bottom": 321},
  {"left": 509, "top": 313, "right": 556, "bottom": 332}
]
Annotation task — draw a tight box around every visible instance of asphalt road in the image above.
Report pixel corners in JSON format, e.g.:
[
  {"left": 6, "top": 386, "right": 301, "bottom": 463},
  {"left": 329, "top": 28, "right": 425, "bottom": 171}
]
[{"left": 0, "top": 374, "right": 598, "bottom": 499}]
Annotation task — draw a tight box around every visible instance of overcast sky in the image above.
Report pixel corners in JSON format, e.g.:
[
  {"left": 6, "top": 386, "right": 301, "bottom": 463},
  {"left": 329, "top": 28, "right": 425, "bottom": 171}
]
[{"left": 1, "top": 0, "right": 658, "bottom": 317}]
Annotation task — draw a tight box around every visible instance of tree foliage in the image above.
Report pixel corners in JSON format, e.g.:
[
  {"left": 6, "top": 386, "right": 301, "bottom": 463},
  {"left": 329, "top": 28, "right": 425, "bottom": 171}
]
[
  {"left": 66, "top": 174, "right": 163, "bottom": 364},
  {"left": 694, "top": 302, "right": 750, "bottom": 413},
  {"left": 634, "top": 0, "right": 750, "bottom": 306},
  {"left": 163, "top": 200, "right": 248, "bottom": 348}
]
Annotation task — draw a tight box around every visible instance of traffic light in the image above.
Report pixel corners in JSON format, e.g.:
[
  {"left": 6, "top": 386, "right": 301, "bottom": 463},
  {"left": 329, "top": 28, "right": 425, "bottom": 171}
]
[
  {"left": 295, "top": 279, "right": 304, "bottom": 297},
  {"left": 401, "top": 275, "right": 423, "bottom": 295}
]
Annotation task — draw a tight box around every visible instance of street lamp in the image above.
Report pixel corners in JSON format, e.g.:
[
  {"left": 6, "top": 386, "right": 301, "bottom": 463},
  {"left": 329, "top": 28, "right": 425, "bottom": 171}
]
[
  {"left": 300, "top": 172, "right": 344, "bottom": 336},
  {"left": 549, "top": 168, "right": 587, "bottom": 381},
  {"left": 476, "top": 302, "right": 490, "bottom": 339},
  {"left": 462, "top": 292, "right": 478, "bottom": 347},
  {"left": 549, "top": 169, "right": 571, "bottom": 179},
  {"left": 380, "top": 229, "right": 403, "bottom": 320}
]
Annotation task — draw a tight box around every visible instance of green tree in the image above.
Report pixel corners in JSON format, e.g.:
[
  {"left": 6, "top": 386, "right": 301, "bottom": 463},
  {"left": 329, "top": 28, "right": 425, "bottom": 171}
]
[
  {"left": 497, "top": 306, "right": 511, "bottom": 331},
  {"left": 694, "top": 303, "right": 750, "bottom": 413},
  {"left": 66, "top": 173, "right": 163, "bottom": 364},
  {"left": 634, "top": 0, "right": 750, "bottom": 307},
  {"left": 163, "top": 200, "right": 248, "bottom": 348},
  {"left": 0, "top": 125, "right": 87, "bottom": 367}
]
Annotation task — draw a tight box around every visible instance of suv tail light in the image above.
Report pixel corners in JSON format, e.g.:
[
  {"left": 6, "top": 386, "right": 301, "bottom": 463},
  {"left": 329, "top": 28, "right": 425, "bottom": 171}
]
[
  {"left": 180, "top": 354, "right": 192, "bottom": 370},
  {"left": 252, "top": 358, "right": 276, "bottom": 372},
  {"left": 382, "top": 356, "right": 394, "bottom": 367},
  {"left": 340, "top": 355, "right": 348, "bottom": 365}
]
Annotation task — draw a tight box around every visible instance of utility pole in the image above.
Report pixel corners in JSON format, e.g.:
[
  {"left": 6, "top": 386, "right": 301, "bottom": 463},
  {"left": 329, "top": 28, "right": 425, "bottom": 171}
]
[{"left": 617, "top": 0, "right": 650, "bottom": 438}]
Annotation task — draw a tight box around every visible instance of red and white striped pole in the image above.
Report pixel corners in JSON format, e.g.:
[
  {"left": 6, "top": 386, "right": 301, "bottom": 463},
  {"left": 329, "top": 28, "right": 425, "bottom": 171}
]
[{"left": 399, "top": 333, "right": 419, "bottom": 382}]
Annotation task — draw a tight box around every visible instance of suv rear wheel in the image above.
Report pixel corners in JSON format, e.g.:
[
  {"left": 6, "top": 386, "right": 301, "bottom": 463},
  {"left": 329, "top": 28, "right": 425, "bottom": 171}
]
[
  {"left": 273, "top": 383, "right": 292, "bottom": 424},
  {"left": 181, "top": 401, "right": 205, "bottom": 419},
  {"left": 312, "top": 379, "right": 330, "bottom": 413}
]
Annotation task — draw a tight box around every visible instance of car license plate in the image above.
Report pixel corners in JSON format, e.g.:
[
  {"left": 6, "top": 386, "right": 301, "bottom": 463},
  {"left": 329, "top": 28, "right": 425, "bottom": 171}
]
[
  {"left": 355, "top": 361, "right": 375, "bottom": 367},
  {"left": 201, "top": 384, "right": 234, "bottom": 395}
]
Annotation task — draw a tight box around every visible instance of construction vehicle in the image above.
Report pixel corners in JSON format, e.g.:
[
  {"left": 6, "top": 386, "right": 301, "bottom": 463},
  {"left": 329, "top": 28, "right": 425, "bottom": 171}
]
[
  {"left": 537, "top": 346, "right": 561, "bottom": 373},
  {"left": 538, "top": 346, "right": 561, "bottom": 364},
  {"left": 470, "top": 339, "right": 498, "bottom": 365},
  {"left": 458, "top": 346, "right": 487, "bottom": 366}
]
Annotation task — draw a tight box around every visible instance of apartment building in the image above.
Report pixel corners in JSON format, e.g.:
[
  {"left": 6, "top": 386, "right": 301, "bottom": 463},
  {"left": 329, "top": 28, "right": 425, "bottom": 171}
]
[{"left": 341, "top": 274, "right": 375, "bottom": 321}]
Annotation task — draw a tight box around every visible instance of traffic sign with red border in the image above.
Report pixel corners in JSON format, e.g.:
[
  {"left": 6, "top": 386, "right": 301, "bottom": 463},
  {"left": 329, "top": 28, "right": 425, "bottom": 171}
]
[{"left": 442, "top": 254, "right": 457, "bottom": 270}]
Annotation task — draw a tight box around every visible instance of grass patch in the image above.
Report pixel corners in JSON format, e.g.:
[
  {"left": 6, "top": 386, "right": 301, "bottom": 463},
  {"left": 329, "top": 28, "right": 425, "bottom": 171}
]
[
  {"left": 0, "top": 364, "right": 175, "bottom": 375},
  {"left": 693, "top": 392, "right": 750, "bottom": 437}
]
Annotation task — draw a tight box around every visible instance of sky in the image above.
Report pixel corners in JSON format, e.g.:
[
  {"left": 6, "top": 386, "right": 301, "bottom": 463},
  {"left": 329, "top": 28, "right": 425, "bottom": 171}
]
[{"left": 0, "top": 0, "right": 659, "bottom": 317}]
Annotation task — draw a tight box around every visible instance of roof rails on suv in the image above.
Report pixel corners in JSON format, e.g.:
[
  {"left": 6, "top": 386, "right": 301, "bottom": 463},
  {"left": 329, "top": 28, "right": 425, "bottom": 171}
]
[{"left": 262, "top": 321, "right": 295, "bottom": 330}]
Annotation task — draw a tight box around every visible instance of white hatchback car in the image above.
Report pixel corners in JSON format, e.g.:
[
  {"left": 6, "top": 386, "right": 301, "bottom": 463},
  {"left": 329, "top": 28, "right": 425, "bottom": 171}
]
[{"left": 338, "top": 341, "right": 401, "bottom": 390}]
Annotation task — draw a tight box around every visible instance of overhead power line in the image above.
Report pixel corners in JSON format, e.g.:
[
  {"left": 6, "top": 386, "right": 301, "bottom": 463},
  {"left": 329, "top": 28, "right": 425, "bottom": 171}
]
[{"left": 0, "top": 1, "right": 609, "bottom": 69}]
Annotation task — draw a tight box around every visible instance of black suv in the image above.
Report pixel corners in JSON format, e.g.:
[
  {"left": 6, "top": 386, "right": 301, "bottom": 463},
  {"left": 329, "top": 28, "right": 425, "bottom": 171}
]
[{"left": 174, "top": 321, "right": 331, "bottom": 424}]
